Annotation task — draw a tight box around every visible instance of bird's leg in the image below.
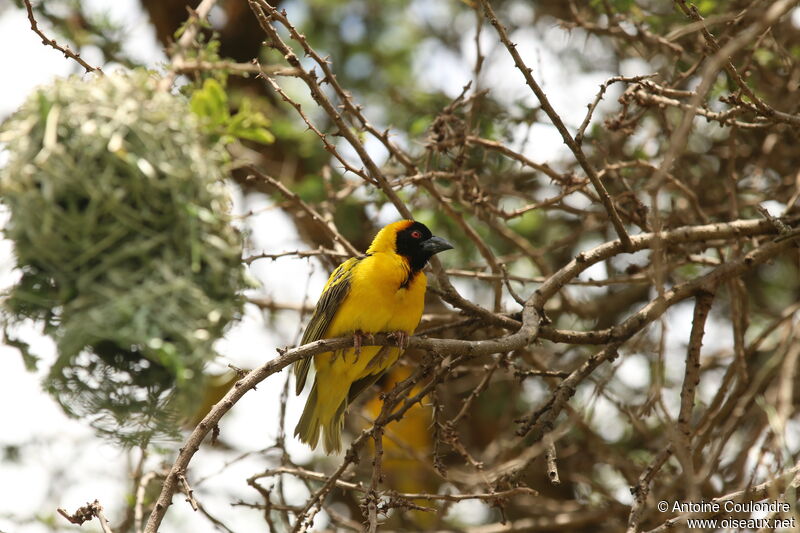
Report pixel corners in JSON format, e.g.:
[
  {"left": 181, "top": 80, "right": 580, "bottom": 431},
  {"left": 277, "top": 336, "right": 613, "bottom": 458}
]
[
  {"left": 388, "top": 330, "right": 410, "bottom": 350},
  {"left": 353, "top": 330, "right": 364, "bottom": 358},
  {"left": 353, "top": 330, "right": 374, "bottom": 358}
]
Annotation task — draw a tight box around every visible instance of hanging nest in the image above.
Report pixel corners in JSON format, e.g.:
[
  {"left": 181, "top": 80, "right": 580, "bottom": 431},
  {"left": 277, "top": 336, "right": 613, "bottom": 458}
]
[{"left": 0, "top": 70, "right": 248, "bottom": 445}]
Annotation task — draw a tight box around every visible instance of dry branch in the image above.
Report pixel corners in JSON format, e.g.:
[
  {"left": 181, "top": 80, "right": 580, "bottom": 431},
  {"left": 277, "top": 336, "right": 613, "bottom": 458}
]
[
  {"left": 22, "top": 0, "right": 102, "bottom": 73},
  {"left": 478, "top": 0, "right": 633, "bottom": 250}
]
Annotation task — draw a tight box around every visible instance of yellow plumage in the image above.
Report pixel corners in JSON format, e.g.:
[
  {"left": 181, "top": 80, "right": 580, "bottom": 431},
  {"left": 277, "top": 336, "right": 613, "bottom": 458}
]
[{"left": 294, "top": 220, "right": 453, "bottom": 453}]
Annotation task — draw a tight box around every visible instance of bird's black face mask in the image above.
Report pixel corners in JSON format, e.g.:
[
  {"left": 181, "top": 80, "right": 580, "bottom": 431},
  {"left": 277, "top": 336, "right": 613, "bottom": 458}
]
[{"left": 395, "top": 221, "right": 454, "bottom": 272}]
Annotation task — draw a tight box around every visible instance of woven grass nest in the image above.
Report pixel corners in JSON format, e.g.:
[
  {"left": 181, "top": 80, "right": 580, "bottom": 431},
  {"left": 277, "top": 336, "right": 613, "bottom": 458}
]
[{"left": 0, "top": 70, "right": 247, "bottom": 444}]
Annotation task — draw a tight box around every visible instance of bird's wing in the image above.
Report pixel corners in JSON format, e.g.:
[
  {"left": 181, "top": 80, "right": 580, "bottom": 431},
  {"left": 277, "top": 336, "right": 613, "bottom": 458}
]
[
  {"left": 347, "top": 347, "right": 393, "bottom": 403},
  {"left": 294, "top": 257, "right": 359, "bottom": 394}
]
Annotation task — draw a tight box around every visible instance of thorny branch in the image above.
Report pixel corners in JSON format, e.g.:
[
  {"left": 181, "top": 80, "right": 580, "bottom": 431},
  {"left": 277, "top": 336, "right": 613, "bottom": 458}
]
[
  {"left": 144, "top": 213, "right": 797, "bottom": 531},
  {"left": 477, "top": 0, "right": 633, "bottom": 250},
  {"left": 158, "top": 0, "right": 220, "bottom": 91},
  {"left": 144, "top": 300, "right": 542, "bottom": 533},
  {"left": 58, "top": 500, "right": 114, "bottom": 533},
  {"left": 22, "top": 0, "right": 102, "bottom": 73},
  {"left": 675, "top": 289, "right": 715, "bottom": 501},
  {"left": 248, "top": 0, "right": 415, "bottom": 220}
]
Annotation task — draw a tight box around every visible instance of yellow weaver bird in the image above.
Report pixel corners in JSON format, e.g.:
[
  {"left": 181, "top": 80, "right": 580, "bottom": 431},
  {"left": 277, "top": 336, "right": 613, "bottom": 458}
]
[{"left": 294, "top": 220, "right": 453, "bottom": 453}]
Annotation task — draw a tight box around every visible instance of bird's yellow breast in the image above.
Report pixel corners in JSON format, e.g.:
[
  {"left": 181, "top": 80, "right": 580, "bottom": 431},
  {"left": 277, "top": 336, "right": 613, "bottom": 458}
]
[{"left": 326, "top": 251, "right": 426, "bottom": 337}]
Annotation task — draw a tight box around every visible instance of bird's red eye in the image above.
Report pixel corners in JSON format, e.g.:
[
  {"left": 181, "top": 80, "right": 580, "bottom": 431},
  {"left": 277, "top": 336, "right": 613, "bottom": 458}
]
[{"left": 411, "top": 230, "right": 422, "bottom": 239}]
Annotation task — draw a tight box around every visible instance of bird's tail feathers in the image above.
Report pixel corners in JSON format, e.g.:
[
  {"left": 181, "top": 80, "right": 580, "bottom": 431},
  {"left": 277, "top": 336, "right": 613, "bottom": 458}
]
[
  {"left": 294, "top": 384, "right": 321, "bottom": 449},
  {"left": 294, "top": 383, "right": 347, "bottom": 454},
  {"left": 323, "top": 400, "right": 347, "bottom": 454}
]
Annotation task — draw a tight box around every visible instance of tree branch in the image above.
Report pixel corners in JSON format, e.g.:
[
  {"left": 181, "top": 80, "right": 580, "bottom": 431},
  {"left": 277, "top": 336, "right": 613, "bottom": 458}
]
[
  {"left": 144, "top": 303, "right": 541, "bottom": 533},
  {"left": 22, "top": 0, "right": 102, "bottom": 74},
  {"left": 477, "top": 0, "right": 633, "bottom": 250}
]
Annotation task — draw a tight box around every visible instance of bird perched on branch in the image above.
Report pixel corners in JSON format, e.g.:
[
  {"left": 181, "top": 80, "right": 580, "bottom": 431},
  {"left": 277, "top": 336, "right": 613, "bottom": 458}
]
[{"left": 294, "top": 220, "right": 453, "bottom": 453}]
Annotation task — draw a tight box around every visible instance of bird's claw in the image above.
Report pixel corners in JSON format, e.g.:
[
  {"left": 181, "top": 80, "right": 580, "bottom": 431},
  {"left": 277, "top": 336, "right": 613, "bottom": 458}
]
[
  {"left": 353, "top": 330, "right": 374, "bottom": 357},
  {"left": 389, "top": 330, "right": 410, "bottom": 350},
  {"left": 354, "top": 330, "right": 363, "bottom": 357}
]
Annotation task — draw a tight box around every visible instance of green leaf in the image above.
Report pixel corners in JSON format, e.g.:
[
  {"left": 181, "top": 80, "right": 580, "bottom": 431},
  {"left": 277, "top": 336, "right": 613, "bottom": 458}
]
[
  {"left": 409, "top": 115, "right": 432, "bottom": 136},
  {"left": 227, "top": 99, "right": 275, "bottom": 145},
  {"left": 231, "top": 126, "right": 275, "bottom": 144},
  {"left": 189, "top": 78, "right": 230, "bottom": 126},
  {"left": 189, "top": 81, "right": 274, "bottom": 145}
]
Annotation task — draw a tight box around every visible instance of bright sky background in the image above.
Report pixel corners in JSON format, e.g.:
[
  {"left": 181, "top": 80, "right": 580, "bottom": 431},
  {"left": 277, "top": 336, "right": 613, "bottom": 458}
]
[{"left": 0, "top": 1, "right": 708, "bottom": 531}]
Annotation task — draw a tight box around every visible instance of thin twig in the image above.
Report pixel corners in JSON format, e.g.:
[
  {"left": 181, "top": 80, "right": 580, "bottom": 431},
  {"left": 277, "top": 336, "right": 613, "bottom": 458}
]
[
  {"left": 626, "top": 446, "right": 673, "bottom": 533},
  {"left": 520, "top": 228, "right": 800, "bottom": 441},
  {"left": 646, "top": 0, "right": 798, "bottom": 193},
  {"left": 674, "top": 0, "right": 772, "bottom": 117},
  {"left": 177, "top": 472, "right": 199, "bottom": 512},
  {"left": 58, "top": 500, "right": 114, "bottom": 533},
  {"left": 575, "top": 75, "right": 655, "bottom": 145},
  {"left": 22, "top": 0, "right": 102, "bottom": 73},
  {"left": 144, "top": 303, "right": 542, "bottom": 533},
  {"left": 135, "top": 472, "right": 158, "bottom": 533},
  {"left": 244, "top": 247, "right": 349, "bottom": 265},
  {"left": 253, "top": 466, "right": 538, "bottom": 502},
  {"left": 478, "top": 0, "right": 633, "bottom": 250},
  {"left": 246, "top": 169, "right": 360, "bottom": 256},
  {"left": 158, "top": 0, "right": 220, "bottom": 91},
  {"left": 544, "top": 437, "right": 560, "bottom": 486},
  {"left": 675, "top": 289, "right": 715, "bottom": 501},
  {"left": 173, "top": 59, "right": 299, "bottom": 77},
  {"left": 248, "top": 0, "right": 415, "bottom": 219},
  {"left": 254, "top": 62, "right": 375, "bottom": 184}
]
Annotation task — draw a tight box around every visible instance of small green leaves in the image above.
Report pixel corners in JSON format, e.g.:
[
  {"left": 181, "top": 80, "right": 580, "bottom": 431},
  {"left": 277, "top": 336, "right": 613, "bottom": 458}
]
[
  {"left": 189, "top": 78, "right": 275, "bottom": 145},
  {"left": 189, "top": 78, "right": 228, "bottom": 126}
]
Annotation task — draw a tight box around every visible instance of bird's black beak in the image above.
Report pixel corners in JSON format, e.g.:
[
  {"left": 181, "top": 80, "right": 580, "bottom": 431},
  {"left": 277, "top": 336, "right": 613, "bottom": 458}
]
[{"left": 420, "top": 236, "right": 454, "bottom": 255}]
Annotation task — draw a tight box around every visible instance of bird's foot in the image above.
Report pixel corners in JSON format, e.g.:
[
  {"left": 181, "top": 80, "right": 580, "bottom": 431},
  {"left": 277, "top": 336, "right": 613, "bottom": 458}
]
[
  {"left": 388, "top": 330, "right": 410, "bottom": 350},
  {"left": 353, "top": 330, "right": 374, "bottom": 357}
]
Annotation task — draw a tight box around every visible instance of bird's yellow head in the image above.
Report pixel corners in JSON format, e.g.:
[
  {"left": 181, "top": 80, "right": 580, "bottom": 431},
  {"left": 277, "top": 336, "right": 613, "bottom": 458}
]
[{"left": 367, "top": 220, "right": 454, "bottom": 271}]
